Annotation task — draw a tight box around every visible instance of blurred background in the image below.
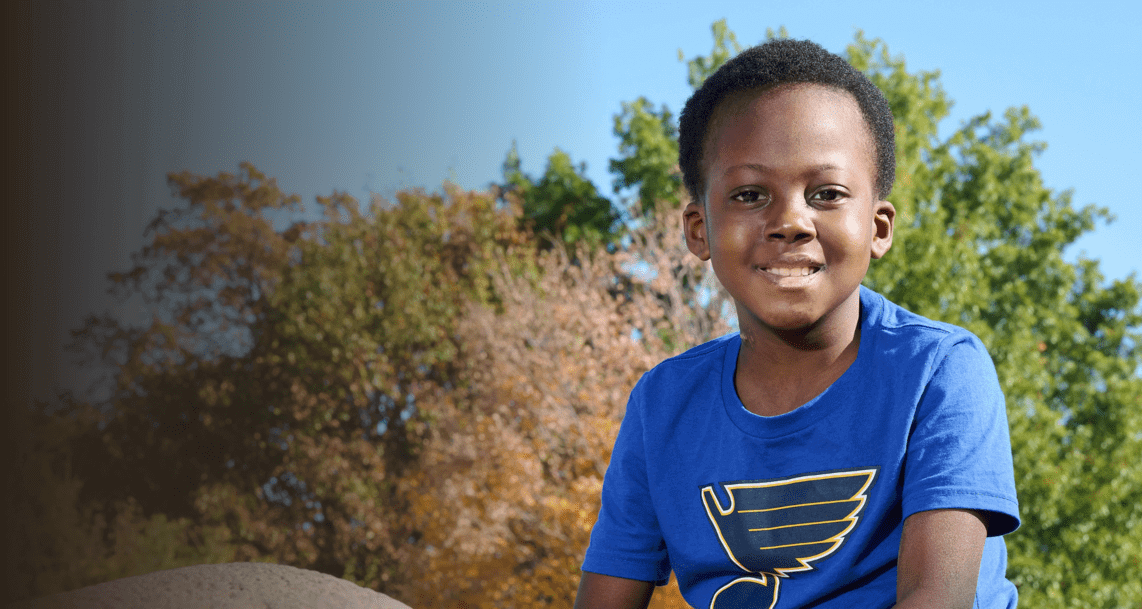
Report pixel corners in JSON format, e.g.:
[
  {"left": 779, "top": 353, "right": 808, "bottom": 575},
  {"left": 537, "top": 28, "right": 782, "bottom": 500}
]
[{"left": 7, "top": 2, "right": 1141, "bottom": 607}]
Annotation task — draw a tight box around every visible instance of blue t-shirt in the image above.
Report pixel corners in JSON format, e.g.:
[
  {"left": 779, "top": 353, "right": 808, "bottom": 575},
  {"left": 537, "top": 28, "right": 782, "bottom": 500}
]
[{"left": 582, "top": 286, "right": 1020, "bottom": 608}]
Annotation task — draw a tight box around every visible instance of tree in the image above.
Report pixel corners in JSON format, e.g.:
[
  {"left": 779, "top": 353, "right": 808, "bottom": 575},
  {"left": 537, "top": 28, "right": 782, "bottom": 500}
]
[
  {"left": 605, "top": 18, "right": 750, "bottom": 216},
  {"left": 679, "top": 19, "right": 743, "bottom": 90},
  {"left": 391, "top": 196, "right": 728, "bottom": 608},
  {"left": 848, "top": 35, "right": 1142, "bottom": 607},
  {"left": 7, "top": 399, "right": 237, "bottom": 603},
  {"left": 31, "top": 164, "right": 537, "bottom": 599},
  {"left": 503, "top": 143, "right": 621, "bottom": 249},
  {"left": 396, "top": 246, "right": 657, "bottom": 607},
  {"left": 610, "top": 98, "right": 680, "bottom": 213}
]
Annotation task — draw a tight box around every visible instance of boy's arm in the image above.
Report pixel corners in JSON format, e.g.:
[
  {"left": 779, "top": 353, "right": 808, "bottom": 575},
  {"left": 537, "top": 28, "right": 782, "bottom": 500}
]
[
  {"left": 574, "top": 572, "right": 654, "bottom": 609},
  {"left": 893, "top": 508, "right": 988, "bottom": 609}
]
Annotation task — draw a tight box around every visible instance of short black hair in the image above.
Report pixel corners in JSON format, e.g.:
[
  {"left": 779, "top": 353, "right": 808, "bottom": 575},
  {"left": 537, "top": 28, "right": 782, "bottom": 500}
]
[{"left": 678, "top": 38, "right": 896, "bottom": 203}]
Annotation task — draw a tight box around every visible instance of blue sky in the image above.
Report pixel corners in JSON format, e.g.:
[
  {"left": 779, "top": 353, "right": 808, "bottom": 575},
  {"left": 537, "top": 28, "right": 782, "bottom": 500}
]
[
  {"left": 33, "top": 0, "right": 1142, "bottom": 399},
  {"left": 160, "top": 1, "right": 1139, "bottom": 274}
]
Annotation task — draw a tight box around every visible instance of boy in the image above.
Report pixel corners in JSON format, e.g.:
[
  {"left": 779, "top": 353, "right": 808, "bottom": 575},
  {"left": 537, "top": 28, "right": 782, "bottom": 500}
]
[{"left": 575, "top": 39, "right": 1020, "bottom": 608}]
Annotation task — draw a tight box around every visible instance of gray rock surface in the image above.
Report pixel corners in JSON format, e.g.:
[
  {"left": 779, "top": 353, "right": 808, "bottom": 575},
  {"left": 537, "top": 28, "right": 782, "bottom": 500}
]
[{"left": 9, "top": 562, "right": 413, "bottom": 609}]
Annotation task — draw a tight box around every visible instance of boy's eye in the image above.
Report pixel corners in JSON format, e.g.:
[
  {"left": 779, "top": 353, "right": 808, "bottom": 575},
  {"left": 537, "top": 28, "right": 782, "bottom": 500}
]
[
  {"left": 811, "top": 188, "right": 844, "bottom": 202},
  {"left": 731, "top": 189, "right": 767, "bottom": 204}
]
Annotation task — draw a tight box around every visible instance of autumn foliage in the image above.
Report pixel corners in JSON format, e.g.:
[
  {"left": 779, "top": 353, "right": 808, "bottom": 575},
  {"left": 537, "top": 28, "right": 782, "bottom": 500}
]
[
  {"left": 9, "top": 25, "right": 1142, "bottom": 609},
  {"left": 9, "top": 159, "right": 722, "bottom": 607}
]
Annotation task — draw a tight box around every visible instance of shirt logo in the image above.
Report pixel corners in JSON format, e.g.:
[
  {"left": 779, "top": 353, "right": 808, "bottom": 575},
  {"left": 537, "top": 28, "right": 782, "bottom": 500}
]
[{"left": 701, "top": 468, "right": 878, "bottom": 609}]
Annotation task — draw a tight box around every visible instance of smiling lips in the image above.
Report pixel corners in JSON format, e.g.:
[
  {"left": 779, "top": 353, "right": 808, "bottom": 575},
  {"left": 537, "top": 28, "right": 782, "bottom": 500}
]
[
  {"left": 755, "top": 254, "right": 825, "bottom": 281},
  {"left": 762, "top": 266, "right": 821, "bottom": 277}
]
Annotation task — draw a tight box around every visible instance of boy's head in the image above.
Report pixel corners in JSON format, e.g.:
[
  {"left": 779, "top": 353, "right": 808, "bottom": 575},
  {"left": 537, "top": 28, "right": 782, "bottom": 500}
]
[
  {"left": 679, "top": 38, "right": 896, "bottom": 204},
  {"left": 678, "top": 38, "right": 897, "bottom": 336}
]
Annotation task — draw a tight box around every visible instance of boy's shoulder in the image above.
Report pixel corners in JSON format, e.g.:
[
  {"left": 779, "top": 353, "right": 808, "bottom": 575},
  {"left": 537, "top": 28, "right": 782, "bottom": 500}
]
[
  {"left": 860, "top": 286, "right": 987, "bottom": 355},
  {"left": 626, "top": 333, "right": 738, "bottom": 408},
  {"left": 665, "top": 331, "right": 740, "bottom": 362},
  {"left": 647, "top": 329, "right": 741, "bottom": 376}
]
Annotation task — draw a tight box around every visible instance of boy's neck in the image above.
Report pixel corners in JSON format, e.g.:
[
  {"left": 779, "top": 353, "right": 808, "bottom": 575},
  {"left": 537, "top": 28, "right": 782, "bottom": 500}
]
[{"left": 734, "top": 295, "right": 863, "bottom": 417}]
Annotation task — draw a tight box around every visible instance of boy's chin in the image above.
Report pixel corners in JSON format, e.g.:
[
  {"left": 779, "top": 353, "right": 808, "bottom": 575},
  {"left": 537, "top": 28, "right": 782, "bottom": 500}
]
[
  {"left": 740, "top": 310, "right": 821, "bottom": 338},
  {"left": 737, "top": 296, "right": 862, "bottom": 344}
]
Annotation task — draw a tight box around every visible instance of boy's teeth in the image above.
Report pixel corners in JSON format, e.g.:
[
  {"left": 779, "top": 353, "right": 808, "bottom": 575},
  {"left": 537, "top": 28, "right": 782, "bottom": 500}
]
[{"left": 766, "top": 267, "right": 817, "bottom": 277}]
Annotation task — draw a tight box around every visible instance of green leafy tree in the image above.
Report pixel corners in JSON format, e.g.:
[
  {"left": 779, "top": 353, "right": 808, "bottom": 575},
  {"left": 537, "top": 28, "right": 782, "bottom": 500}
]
[
  {"left": 608, "top": 20, "right": 790, "bottom": 216},
  {"left": 679, "top": 19, "right": 743, "bottom": 90},
  {"left": 503, "top": 143, "right": 620, "bottom": 248},
  {"left": 604, "top": 19, "right": 739, "bottom": 217},
  {"left": 850, "top": 34, "right": 1142, "bottom": 608},
  {"left": 609, "top": 98, "right": 680, "bottom": 212}
]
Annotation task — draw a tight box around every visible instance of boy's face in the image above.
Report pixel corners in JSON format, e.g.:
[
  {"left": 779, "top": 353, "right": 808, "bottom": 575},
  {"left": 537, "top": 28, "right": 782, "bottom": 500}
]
[{"left": 684, "top": 84, "right": 894, "bottom": 337}]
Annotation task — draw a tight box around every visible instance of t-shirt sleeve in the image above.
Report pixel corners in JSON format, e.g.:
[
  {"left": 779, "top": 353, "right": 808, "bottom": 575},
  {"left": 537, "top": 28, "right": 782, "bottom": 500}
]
[
  {"left": 902, "top": 334, "right": 1021, "bottom": 536},
  {"left": 580, "top": 376, "right": 672, "bottom": 585}
]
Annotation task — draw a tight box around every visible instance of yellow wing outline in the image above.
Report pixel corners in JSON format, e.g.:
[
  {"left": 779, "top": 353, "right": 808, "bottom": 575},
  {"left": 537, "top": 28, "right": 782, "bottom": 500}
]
[{"left": 701, "top": 467, "right": 878, "bottom": 578}]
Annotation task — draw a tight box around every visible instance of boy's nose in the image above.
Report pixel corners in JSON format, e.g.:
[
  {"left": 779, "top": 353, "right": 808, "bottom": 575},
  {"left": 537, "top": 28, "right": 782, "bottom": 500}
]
[{"left": 765, "top": 197, "right": 815, "bottom": 244}]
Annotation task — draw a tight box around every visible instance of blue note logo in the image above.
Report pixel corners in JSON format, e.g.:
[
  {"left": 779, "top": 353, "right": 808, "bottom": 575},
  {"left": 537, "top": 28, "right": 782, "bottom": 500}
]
[{"left": 701, "top": 468, "right": 878, "bottom": 609}]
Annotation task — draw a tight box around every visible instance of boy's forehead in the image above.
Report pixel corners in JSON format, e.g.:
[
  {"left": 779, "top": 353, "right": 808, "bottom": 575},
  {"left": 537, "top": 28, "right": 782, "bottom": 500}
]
[
  {"left": 711, "top": 84, "right": 870, "bottom": 143},
  {"left": 702, "top": 84, "right": 878, "bottom": 184}
]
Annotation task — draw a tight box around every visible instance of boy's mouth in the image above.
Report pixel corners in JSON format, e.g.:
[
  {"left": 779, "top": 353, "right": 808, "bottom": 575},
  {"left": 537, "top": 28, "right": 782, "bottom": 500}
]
[{"left": 762, "top": 266, "right": 821, "bottom": 277}]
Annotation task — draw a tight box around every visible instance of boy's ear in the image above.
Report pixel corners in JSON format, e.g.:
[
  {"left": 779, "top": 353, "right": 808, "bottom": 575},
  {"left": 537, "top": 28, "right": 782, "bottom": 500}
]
[
  {"left": 871, "top": 200, "right": 895, "bottom": 259},
  {"left": 683, "top": 200, "right": 711, "bottom": 261}
]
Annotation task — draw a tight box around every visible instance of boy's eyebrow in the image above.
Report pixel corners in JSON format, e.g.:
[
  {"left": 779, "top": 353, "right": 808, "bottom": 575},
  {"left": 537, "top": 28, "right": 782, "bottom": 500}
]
[{"left": 722, "top": 163, "right": 845, "bottom": 177}]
